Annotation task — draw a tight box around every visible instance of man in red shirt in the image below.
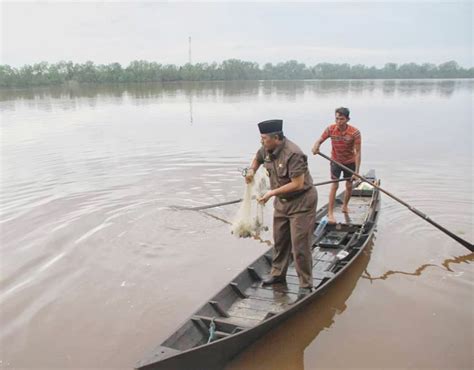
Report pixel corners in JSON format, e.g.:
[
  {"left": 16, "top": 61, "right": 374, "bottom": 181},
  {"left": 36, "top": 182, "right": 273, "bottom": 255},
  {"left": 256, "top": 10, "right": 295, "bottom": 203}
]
[{"left": 312, "top": 107, "right": 361, "bottom": 223}]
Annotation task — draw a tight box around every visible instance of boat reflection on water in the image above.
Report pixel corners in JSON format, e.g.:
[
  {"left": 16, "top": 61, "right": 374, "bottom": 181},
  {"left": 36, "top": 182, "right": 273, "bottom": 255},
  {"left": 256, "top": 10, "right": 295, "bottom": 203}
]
[{"left": 225, "top": 241, "right": 375, "bottom": 370}]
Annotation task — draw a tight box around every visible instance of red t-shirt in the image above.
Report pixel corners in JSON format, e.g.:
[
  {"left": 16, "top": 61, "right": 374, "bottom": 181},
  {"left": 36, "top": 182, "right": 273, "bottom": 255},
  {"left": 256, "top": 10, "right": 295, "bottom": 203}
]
[{"left": 320, "top": 123, "right": 361, "bottom": 164}]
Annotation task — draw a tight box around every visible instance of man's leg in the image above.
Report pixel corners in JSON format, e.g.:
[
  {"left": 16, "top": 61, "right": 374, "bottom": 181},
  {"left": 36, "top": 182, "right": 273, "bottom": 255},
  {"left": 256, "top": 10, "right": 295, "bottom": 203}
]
[
  {"left": 342, "top": 163, "right": 356, "bottom": 213},
  {"left": 328, "top": 182, "right": 338, "bottom": 223},
  {"left": 290, "top": 209, "right": 316, "bottom": 289},
  {"left": 270, "top": 211, "right": 292, "bottom": 278},
  {"left": 342, "top": 180, "right": 353, "bottom": 213},
  {"left": 328, "top": 162, "right": 341, "bottom": 223}
]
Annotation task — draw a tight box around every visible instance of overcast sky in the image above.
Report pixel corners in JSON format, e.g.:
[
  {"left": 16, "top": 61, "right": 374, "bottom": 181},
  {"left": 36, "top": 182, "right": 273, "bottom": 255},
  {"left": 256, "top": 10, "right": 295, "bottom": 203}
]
[{"left": 1, "top": 1, "right": 472, "bottom": 67}]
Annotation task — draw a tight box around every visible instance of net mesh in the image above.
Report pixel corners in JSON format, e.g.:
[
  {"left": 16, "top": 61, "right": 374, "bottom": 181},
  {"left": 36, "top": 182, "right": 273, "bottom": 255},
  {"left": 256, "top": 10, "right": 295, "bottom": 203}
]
[{"left": 231, "top": 169, "right": 270, "bottom": 238}]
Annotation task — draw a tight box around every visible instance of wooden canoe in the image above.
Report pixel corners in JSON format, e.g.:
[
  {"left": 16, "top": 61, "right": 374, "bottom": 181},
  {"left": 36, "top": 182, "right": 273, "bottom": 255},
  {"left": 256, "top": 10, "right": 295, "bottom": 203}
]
[{"left": 136, "top": 170, "right": 381, "bottom": 370}]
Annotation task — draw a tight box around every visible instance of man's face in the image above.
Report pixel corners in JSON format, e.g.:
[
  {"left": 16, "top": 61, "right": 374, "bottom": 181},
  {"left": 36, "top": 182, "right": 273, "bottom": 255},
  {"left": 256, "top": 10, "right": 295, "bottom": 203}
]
[
  {"left": 260, "top": 134, "right": 278, "bottom": 151},
  {"left": 335, "top": 112, "right": 349, "bottom": 129}
]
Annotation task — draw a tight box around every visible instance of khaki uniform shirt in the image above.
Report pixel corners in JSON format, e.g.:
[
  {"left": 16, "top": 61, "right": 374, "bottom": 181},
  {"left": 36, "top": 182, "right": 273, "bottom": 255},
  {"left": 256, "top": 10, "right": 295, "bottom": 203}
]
[{"left": 255, "top": 138, "right": 316, "bottom": 215}]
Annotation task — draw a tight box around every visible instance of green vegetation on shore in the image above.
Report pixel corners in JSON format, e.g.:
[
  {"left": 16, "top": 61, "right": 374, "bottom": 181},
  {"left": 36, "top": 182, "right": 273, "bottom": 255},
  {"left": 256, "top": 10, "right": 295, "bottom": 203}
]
[{"left": 1, "top": 59, "right": 472, "bottom": 88}]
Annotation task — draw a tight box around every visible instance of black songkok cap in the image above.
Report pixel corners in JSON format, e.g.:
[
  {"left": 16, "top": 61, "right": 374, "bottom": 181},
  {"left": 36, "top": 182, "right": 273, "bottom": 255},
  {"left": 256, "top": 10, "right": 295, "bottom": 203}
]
[{"left": 258, "top": 119, "right": 283, "bottom": 134}]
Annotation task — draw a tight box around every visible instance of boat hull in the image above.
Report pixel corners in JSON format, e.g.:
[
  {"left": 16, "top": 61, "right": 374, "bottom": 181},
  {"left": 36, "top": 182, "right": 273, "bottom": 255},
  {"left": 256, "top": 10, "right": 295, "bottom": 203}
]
[{"left": 137, "top": 171, "right": 381, "bottom": 370}]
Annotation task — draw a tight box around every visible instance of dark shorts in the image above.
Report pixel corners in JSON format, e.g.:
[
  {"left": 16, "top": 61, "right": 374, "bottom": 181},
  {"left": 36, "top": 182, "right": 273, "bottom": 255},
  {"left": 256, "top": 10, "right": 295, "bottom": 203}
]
[{"left": 330, "top": 162, "right": 355, "bottom": 180}]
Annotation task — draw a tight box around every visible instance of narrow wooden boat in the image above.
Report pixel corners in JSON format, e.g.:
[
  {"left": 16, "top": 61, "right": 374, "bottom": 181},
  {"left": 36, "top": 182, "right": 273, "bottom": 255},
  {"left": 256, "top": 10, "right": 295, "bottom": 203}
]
[{"left": 137, "top": 170, "right": 381, "bottom": 370}]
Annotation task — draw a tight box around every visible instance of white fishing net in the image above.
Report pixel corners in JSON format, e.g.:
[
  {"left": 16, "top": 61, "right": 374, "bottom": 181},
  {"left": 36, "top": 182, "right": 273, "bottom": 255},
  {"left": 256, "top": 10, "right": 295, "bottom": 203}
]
[{"left": 231, "top": 168, "right": 270, "bottom": 238}]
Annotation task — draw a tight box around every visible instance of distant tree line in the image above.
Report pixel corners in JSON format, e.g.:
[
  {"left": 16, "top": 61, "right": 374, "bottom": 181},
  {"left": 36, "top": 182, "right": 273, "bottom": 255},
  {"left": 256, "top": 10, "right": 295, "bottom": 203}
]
[{"left": 0, "top": 59, "right": 472, "bottom": 87}]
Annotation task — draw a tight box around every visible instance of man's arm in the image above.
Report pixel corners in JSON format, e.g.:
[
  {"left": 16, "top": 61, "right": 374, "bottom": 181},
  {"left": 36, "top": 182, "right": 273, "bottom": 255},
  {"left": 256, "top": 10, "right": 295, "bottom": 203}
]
[
  {"left": 258, "top": 174, "right": 305, "bottom": 204},
  {"left": 312, "top": 128, "right": 329, "bottom": 155},
  {"left": 245, "top": 158, "right": 261, "bottom": 184},
  {"left": 352, "top": 138, "right": 361, "bottom": 180}
]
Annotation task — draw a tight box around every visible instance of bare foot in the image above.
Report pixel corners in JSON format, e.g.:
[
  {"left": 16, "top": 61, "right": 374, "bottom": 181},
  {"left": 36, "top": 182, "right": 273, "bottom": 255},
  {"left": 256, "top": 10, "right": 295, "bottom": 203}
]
[
  {"left": 342, "top": 206, "right": 350, "bottom": 213},
  {"left": 328, "top": 215, "right": 337, "bottom": 224}
]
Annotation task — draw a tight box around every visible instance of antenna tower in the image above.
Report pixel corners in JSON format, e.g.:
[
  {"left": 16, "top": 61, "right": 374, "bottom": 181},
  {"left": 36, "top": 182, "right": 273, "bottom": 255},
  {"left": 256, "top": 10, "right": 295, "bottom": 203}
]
[{"left": 188, "top": 36, "right": 192, "bottom": 64}]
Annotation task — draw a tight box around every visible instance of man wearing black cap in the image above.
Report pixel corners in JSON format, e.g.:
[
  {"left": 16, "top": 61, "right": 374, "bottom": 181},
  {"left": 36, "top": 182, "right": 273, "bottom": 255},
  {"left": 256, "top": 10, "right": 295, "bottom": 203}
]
[{"left": 245, "top": 119, "right": 317, "bottom": 300}]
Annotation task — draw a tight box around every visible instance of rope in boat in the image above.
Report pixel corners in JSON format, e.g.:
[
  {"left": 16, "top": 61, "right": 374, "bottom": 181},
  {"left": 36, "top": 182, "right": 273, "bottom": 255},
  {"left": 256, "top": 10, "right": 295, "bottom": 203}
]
[{"left": 207, "top": 318, "right": 217, "bottom": 343}]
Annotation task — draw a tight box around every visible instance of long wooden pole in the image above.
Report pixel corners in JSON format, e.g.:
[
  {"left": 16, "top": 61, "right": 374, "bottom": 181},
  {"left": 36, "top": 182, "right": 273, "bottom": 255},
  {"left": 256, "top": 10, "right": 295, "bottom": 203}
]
[
  {"left": 171, "top": 177, "right": 350, "bottom": 211},
  {"left": 317, "top": 152, "right": 473, "bottom": 252}
]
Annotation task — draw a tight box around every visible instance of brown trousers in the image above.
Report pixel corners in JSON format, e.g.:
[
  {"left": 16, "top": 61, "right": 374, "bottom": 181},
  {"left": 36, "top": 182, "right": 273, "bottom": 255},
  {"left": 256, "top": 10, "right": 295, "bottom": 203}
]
[{"left": 270, "top": 188, "right": 317, "bottom": 288}]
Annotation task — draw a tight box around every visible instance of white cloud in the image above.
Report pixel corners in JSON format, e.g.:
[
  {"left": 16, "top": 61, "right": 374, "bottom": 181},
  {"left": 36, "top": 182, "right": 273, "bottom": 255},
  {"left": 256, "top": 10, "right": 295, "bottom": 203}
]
[{"left": 1, "top": 1, "right": 472, "bottom": 67}]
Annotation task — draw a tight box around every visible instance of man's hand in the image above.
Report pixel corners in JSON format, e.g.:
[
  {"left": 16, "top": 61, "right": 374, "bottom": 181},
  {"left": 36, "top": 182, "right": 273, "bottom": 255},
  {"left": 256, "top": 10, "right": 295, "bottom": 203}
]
[
  {"left": 311, "top": 145, "right": 320, "bottom": 155},
  {"left": 351, "top": 174, "right": 358, "bottom": 182},
  {"left": 257, "top": 190, "right": 274, "bottom": 204},
  {"left": 245, "top": 168, "right": 255, "bottom": 184}
]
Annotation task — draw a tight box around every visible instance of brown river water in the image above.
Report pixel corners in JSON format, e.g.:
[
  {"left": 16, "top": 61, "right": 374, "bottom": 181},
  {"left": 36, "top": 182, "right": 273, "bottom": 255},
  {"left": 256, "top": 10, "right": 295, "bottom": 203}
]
[{"left": 0, "top": 80, "right": 472, "bottom": 369}]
